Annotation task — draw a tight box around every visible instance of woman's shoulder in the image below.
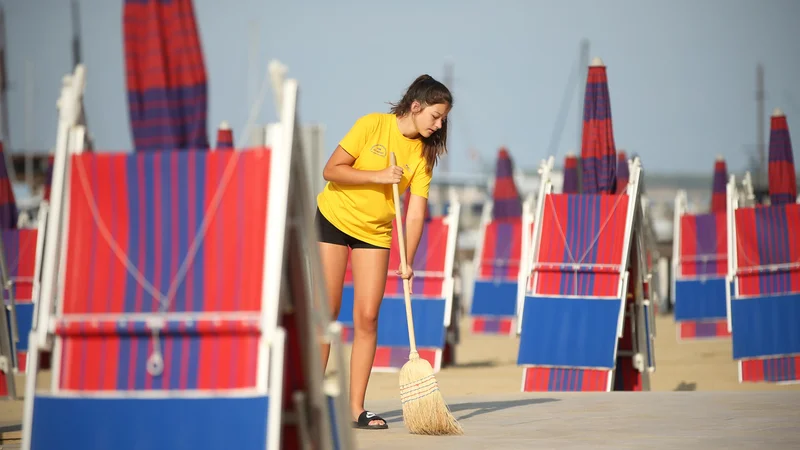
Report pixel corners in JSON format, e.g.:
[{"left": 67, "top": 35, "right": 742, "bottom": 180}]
[{"left": 353, "top": 112, "right": 394, "bottom": 127}]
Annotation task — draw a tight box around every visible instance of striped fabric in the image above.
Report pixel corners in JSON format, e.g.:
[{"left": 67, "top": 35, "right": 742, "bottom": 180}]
[
  {"left": 532, "top": 193, "right": 629, "bottom": 297},
  {"left": 1, "top": 229, "right": 37, "bottom": 301},
  {"left": 123, "top": 0, "right": 210, "bottom": 152},
  {"left": 767, "top": 111, "right": 797, "bottom": 205},
  {"left": 478, "top": 219, "right": 524, "bottom": 281},
  {"left": 734, "top": 204, "right": 800, "bottom": 296},
  {"left": 562, "top": 154, "right": 580, "bottom": 194},
  {"left": 0, "top": 142, "right": 17, "bottom": 227},
  {"left": 57, "top": 149, "right": 271, "bottom": 390},
  {"left": 740, "top": 356, "right": 800, "bottom": 383},
  {"left": 373, "top": 347, "right": 437, "bottom": 369},
  {"left": 522, "top": 367, "right": 609, "bottom": 392},
  {"left": 679, "top": 213, "right": 728, "bottom": 277},
  {"left": 679, "top": 320, "right": 731, "bottom": 340},
  {"left": 215, "top": 122, "right": 234, "bottom": 150},
  {"left": 711, "top": 158, "right": 728, "bottom": 213},
  {"left": 580, "top": 63, "right": 617, "bottom": 195},
  {"left": 615, "top": 151, "right": 628, "bottom": 194},
  {"left": 491, "top": 148, "right": 522, "bottom": 219},
  {"left": 384, "top": 217, "right": 448, "bottom": 297}
]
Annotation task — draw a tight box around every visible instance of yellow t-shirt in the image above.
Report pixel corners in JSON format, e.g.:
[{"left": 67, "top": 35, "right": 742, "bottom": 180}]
[{"left": 316, "top": 112, "right": 432, "bottom": 248}]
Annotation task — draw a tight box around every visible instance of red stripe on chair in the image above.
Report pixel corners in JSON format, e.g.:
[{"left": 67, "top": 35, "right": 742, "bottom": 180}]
[
  {"left": 471, "top": 317, "right": 514, "bottom": 334},
  {"left": 532, "top": 194, "right": 628, "bottom": 296},
  {"left": 678, "top": 319, "right": 731, "bottom": 340},
  {"left": 734, "top": 204, "right": 800, "bottom": 296},
  {"left": 522, "top": 367, "right": 610, "bottom": 392},
  {"left": 373, "top": 346, "right": 437, "bottom": 370},
  {"left": 679, "top": 213, "right": 727, "bottom": 277},
  {"left": 741, "top": 356, "right": 800, "bottom": 383},
  {"left": 1, "top": 229, "right": 38, "bottom": 301},
  {"left": 479, "top": 218, "right": 523, "bottom": 280}
]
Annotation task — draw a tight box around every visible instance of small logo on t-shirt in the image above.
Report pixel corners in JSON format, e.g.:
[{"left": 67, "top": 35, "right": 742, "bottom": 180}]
[{"left": 370, "top": 144, "right": 387, "bottom": 157}]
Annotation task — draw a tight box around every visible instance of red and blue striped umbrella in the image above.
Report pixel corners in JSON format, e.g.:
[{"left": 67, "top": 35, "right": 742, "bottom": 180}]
[
  {"left": 215, "top": 121, "right": 234, "bottom": 150},
  {"left": 0, "top": 141, "right": 17, "bottom": 228},
  {"left": 562, "top": 153, "right": 580, "bottom": 194},
  {"left": 492, "top": 147, "right": 522, "bottom": 219},
  {"left": 123, "top": 0, "right": 209, "bottom": 152},
  {"left": 580, "top": 58, "right": 617, "bottom": 194},
  {"left": 710, "top": 156, "right": 727, "bottom": 212},
  {"left": 767, "top": 108, "right": 797, "bottom": 205},
  {"left": 615, "top": 151, "right": 629, "bottom": 194}
]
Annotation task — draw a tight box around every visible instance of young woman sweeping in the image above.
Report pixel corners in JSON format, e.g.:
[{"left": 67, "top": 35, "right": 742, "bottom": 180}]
[{"left": 316, "top": 74, "right": 452, "bottom": 430}]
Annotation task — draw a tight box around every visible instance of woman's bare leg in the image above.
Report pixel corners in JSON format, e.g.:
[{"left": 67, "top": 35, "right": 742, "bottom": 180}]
[
  {"left": 349, "top": 247, "right": 390, "bottom": 426},
  {"left": 318, "top": 242, "right": 349, "bottom": 372}
]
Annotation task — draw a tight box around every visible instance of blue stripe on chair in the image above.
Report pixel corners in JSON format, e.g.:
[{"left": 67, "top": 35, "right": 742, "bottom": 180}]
[
  {"left": 731, "top": 292, "right": 800, "bottom": 359},
  {"left": 674, "top": 277, "right": 729, "bottom": 321},
  {"left": 470, "top": 280, "right": 518, "bottom": 316},
  {"left": 517, "top": 295, "right": 622, "bottom": 368},
  {"left": 337, "top": 286, "right": 355, "bottom": 326},
  {"left": 376, "top": 297, "right": 446, "bottom": 348},
  {"left": 31, "top": 395, "right": 269, "bottom": 450}
]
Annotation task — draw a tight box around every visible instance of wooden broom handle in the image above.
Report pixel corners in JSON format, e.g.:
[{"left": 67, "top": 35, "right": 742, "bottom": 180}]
[{"left": 390, "top": 152, "right": 418, "bottom": 353}]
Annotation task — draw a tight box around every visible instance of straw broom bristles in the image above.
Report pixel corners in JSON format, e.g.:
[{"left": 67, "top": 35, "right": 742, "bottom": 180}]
[
  {"left": 390, "top": 152, "right": 463, "bottom": 436},
  {"left": 399, "top": 352, "right": 463, "bottom": 435}
]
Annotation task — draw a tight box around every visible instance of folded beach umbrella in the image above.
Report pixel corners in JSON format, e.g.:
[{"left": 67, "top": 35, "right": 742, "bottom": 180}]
[
  {"left": 0, "top": 141, "right": 17, "bottom": 228},
  {"left": 562, "top": 153, "right": 580, "bottom": 194},
  {"left": 215, "top": 120, "right": 234, "bottom": 149},
  {"left": 710, "top": 156, "right": 727, "bottom": 212},
  {"left": 491, "top": 147, "right": 522, "bottom": 219},
  {"left": 580, "top": 58, "right": 617, "bottom": 194},
  {"left": 123, "top": 0, "right": 210, "bottom": 151},
  {"left": 767, "top": 108, "right": 797, "bottom": 205},
  {"left": 616, "top": 151, "right": 629, "bottom": 194}
]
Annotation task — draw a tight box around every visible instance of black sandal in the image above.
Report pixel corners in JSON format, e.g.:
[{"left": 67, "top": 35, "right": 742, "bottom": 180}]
[{"left": 352, "top": 410, "right": 388, "bottom": 430}]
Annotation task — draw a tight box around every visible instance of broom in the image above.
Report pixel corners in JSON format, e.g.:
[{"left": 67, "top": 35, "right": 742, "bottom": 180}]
[{"left": 390, "top": 153, "right": 463, "bottom": 436}]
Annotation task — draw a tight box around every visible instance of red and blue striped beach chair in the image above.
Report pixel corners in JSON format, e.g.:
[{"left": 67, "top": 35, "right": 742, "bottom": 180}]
[
  {"left": 672, "top": 195, "right": 732, "bottom": 340},
  {"left": 338, "top": 199, "right": 460, "bottom": 372},
  {"left": 469, "top": 204, "right": 534, "bottom": 335},
  {"left": 21, "top": 79, "right": 352, "bottom": 450},
  {"left": 2, "top": 227, "right": 41, "bottom": 373},
  {"left": 516, "top": 157, "right": 650, "bottom": 391},
  {"left": 373, "top": 202, "right": 460, "bottom": 372},
  {"left": 728, "top": 201, "right": 800, "bottom": 383},
  {"left": 671, "top": 158, "right": 732, "bottom": 340}
]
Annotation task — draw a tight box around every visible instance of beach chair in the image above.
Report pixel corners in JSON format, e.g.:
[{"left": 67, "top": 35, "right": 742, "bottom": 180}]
[
  {"left": 470, "top": 148, "right": 533, "bottom": 335},
  {"left": 469, "top": 199, "right": 534, "bottom": 335},
  {"left": 21, "top": 78, "right": 352, "bottom": 450},
  {"left": 374, "top": 200, "right": 460, "bottom": 372},
  {"left": 516, "top": 157, "right": 653, "bottom": 391},
  {"left": 727, "top": 194, "right": 800, "bottom": 384},
  {"left": 2, "top": 224, "right": 44, "bottom": 373},
  {"left": 337, "top": 199, "right": 460, "bottom": 373},
  {"left": 671, "top": 191, "right": 732, "bottom": 340}
]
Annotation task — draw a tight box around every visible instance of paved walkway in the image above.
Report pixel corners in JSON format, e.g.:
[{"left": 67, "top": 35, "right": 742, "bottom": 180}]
[{"left": 353, "top": 391, "right": 800, "bottom": 449}]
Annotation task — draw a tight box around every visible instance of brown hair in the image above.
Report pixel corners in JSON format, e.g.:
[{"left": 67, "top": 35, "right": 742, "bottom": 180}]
[{"left": 389, "top": 74, "right": 453, "bottom": 173}]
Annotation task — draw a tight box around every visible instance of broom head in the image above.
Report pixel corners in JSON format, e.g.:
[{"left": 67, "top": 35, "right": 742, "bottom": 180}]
[{"left": 398, "top": 352, "right": 463, "bottom": 435}]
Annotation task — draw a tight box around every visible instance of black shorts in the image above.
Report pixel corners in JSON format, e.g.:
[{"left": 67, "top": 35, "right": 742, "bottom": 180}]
[{"left": 315, "top": 208, "right": 388, "bottom": 250}]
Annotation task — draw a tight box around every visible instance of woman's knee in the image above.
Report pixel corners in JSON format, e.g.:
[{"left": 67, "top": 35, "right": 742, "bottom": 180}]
[{"left": 353, "top": 304, "right": 380, "bottom": 334}]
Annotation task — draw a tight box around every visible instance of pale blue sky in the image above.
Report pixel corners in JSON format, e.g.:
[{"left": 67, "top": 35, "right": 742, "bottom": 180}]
[{"left": 2, "top": 0, "right": 799, "bottom": 175}]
